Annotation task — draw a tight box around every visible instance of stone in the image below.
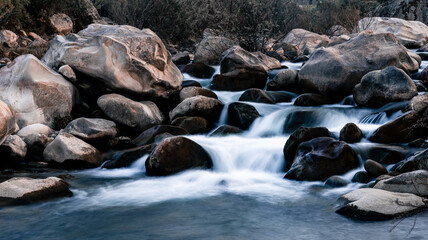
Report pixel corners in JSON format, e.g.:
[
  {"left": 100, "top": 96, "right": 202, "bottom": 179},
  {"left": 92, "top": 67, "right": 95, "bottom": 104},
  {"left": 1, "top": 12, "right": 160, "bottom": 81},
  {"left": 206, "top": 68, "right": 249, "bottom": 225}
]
[
  {"left": 393, "top": 149, "right": 428, "bottom": 173},
  {"left": 0, "top": 135, "right": 27, "bottom": 165},
  {"left": 364, "top": 159, "right": 388, "bottom": 178},
  {"left": 227, "top": 102, "right": 260, "bottom": 130},
  {"left": 0, "top": 177, "right": 72, "bottom": 206},
  {"left": 193, "top": 36, "right": 236, "bottom": 65},
  {"left": 63, "top": 118, "right": 117, "bottom": 145},
  {"left": 132, "top": 125, "right": 189, "bottom": 146},
  {"left": 353, "top": 66, "right": 417, "bottom": 108},
  {"left": 17, "top": 124, "right": 55, "bottom": 159},
  {"left": 58, "top": 65, "right": 77, "bottom": 83},
  {"left": 351, "top": 171, "right": 372, "bottom": 183},
  {"left": 171, "top": 116, "right": 208, "bottom": 134},
  {"left": 182, "top": 63, "right": 216, "bottom": 79},
  {"left": 210, "top": 125, "right": 243, "bottom": 136},
  {"left": 298, "top": 34, "right": 419, "bottom": 102},
  {"left": 97, "top": 94, "right": 164, "bottom": 132},
  {"left": 406, "top": 93, "right": 428, "bottom": 113},
  {"left": 43, "top": 132, "right": 101, "bottom": 169},
  {"left": 336, "top": 188, "right": 427, "bottom": 220},
  {"left": 272, "top": 42, "right": 302, "bottom": 60},
  {"left": 179, "top": 87, "right": 217, "bottom": 102},
  {"left": 367, "top": 144, "right": 408, "bottom": 164},
  {"left": 374, "top": 170, "right": 428, "bottom": 197},
  {"left": 169, "top": 96, "right": 224, "bottom": 122},
  {"left": 373, "top": 0, "right": 428, "bottom": 26},
  {"left": 324, "top": 175, "right": 349, "bottom": 188},
  {"left": 0, "top": 54, "right": 77, "bottom": 128},
  {"left": 74, "top": 0, "right": 105, "bottom": 30},
  {"left": 211, "top": 69, "right": 268, "bottom": 91},
  {"left": 340, "top": 123, "right": 363, "bottom": 143},
  {"left": 145, "top": 136, "right": 213, "bottom": 176},
  {"left": 28, "top": 32, "right": 41, "bottom": 40},
  {"left": 0, "top": 100, "right": 17, "bottom": 145},
  {"left": 103, "top": 144, "right": 153, "bottom": 169},
  {"left": 42, "top": 24, "right": 182, "bottom": 100},
  {"left": 282, "top": 109, "right": 329, "bottom": 134},
  {"left": 284, "top": 137, "right": 359, "bottom": 181},
  {"left": 220, "top": 46, "right": 281, "bottom": 73},
  {"left": 266, "top": 69, "right": 299, "bottom": 92},
  {"left": 49, "top": 13, "right": 73, "bottom": 35},
  {"left": 239, "top": 89, "right": 275, "bottom": 104},
  {"left": 282, "top": 29, "right": 330, "bottom": 54},
  {"left": 266, "top": 91, "right": 295, "bottom": 103},
  {"left": 29, "top": 38, "right": 48, "bottom": 48},
  {"left": 0, "top": 30, "right": 18, "bottom": 48},
  {"left": 172, "top": 52, "right": 191, "bottom": 65},
  {"left": 182, "top": 80, "right": 202, "bottom": 88},
  {"left": 294, "top": 93, "right": 330, "bottom": 106}
]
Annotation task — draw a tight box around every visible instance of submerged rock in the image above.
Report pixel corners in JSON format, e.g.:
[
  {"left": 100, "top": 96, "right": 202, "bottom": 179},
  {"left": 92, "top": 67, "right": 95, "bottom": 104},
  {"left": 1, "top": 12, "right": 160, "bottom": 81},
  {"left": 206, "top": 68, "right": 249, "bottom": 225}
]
[
  {"left": 210, "top": 125, "right": 243, "bottom": 136},
  {"left": 325, "top": 176, "right": 349, "bottom": 188},
  {"left": 374, "top": 170, "right": 428, "bottom": 196}
]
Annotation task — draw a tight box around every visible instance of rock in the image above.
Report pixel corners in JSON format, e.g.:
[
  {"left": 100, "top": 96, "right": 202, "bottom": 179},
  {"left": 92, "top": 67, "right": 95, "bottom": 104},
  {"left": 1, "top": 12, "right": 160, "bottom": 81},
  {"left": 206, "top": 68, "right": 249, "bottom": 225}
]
[
  {"left": 408, "top": 139, "right": 428, "bottom": 148},
  {"left": 266, "top": 91, "right": 295, "bottom": 103},
  {"left": 406, "top": 93, "right": 428, "bottom": 113},
  {"left": 49, "top": 13, "right": 73, "bottom": 35},
  {"left": 284, "top": 137, "right": 359, "bottom": 181},
  {"left": 42, "top": 24, "right": 182, "bottom": 100},
  {"left": 43, "top": 132, "right": 101, "bottom": 169},
  {"left": 220, "top": 46, "right": 281, "bottom": 73},
  {"left": 17, "top": 124, "right": 55, "bottom": 159},
  {"left": 29, "top": 38, "right": 48, "bottom": 48},
  {"left": 370, "top": 109, "right": 428, "bottom": 143},
  {"left": 417, "top": 52, "right": 428, "bottom": 60},
  {"left": 0, "top": 30, "right": 18, "bottom": 48},
  {"left": 358, "top": 17, "right": 428, "bottom": 48},
  {"left": 132, "top": 125, "right": 189, "bottom": 146},
  {"left": 182, "top": 80, "right": 202, "bottom": 88},
  {"left": 97, "top": 94, "right": 164, "bottom": 132},
  {"left": 58, "top": 65, "right": 77, "bottom": 83},
  {"left": 103, "top": 144, "right": 153, "bottom": 169},
  {"left": 172, "top": 52, "right": 191, "bottom": 65},
  {"left": 74, "top": 0, "right": 105, "bottom": 30},
  {"left": 364, "top": 159, "right": 388, "bottom": 178},
  {"left": 182, "top": 63, "right": 215, "bottom": 79},
  {"left": 325, "top": 176, "right": 349, "bottom": 188},
  {"left": 353, "top": 67, "right": 417, "bottom": 108},
  {"left": 171, "top": 116, "right": 208, "bottom": 134},
  {"left": 336, "top": 188, "right": 427, "bottom": 220},
  {"left": 393, "top": 149, "right": 428, "bottom": 173},
  {"left": 351, "top": 171, "right": 372, "bottom": 183},
  {"left": 63, "top": 118, "right": 117, "bottom": 146},
  {"left": 294, "top": 93, "right": 330, "bottom": 106},
  {"left": 193, "top": 37, "right": 236, "bottom": 65},
  {"left": 239, "top": 89, "right": 275, "bottom": 104},
  {"left": 282, "top": 29, "right": 330, "bottom": 54},
  {"left": 169, "top": 96, "right": 223, "bottom": 122},
  {"left": 421, "top": 66, "right": 428, "bottom": 83},
  {"left": 0, "top": 177, "right": 72, "bottom": 205},
  {"left": 272, "top": 42, "right": 302, "bottom": 60},
  {"left": 179, "top": 87, "right": 217, "bottom": 102},
  {"left": 340, "top": 123, "right": 362, "bottom": 143},
  {"left": 0, "top": 135, "right": 27, "bottom": 165},
  {"left": 145, "top": 136, "right": 213, "bottom": 176},
  {"left": 373, "top": 0, "right": 428, "bottom": 26},
  {"left": 419, "top": 43, "right": 428, "bottom": 52},
  {"left": 211, "top": 69, "right": 268, "bottom": 91},
  {"left": 227, "top": 102, "right": 260, "bottom": 130},
  {"left": 0, "top": 100, "right": 17, "bottom": 145},
  {"left": 374, "top": 170, "right": 428, "bottom": 196},
  {"left": 28, "top": 32, "right": 41, "bottom": 40},
  {"left": 282, "top": 109, "right": 330, "bottom": 134},
  {"left": 367, "top": 144, "right": 408, "bottom": 164},
  {"left": 210, "top": 125, "right": 243, "bottom": 136},
  {"left": 266, "top": 69, "right": 299, "bottom": 92},
  {"left": 283, "top": 127, "right": 332, "bottom": 171},
  {"left": 298, "top": 33, "right": 420, "bottom": 102},
  {"left": 0, "top": 54, "right": 77, "bottom": 128}
]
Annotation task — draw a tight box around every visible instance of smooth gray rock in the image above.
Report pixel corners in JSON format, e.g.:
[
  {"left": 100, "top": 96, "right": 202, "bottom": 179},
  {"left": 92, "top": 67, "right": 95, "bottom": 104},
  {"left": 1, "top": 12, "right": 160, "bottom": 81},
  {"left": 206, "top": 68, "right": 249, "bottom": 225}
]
[
  {"left": 63, "top": 118, "right": 117, "bottom": 144},
  {"left": 374, "top": 170, "right": 428, "bottom": 196}
]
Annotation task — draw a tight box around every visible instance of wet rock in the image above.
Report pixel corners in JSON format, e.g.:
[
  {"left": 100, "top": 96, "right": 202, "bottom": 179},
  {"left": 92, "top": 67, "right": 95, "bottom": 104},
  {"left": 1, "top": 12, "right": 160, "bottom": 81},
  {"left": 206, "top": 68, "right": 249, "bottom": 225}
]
[
  {"left": 145, "top": 136, "right": 213, "bottom": 176},
  {"left": 132, "top": 125, "right": 189, "bottom": 146},
  {"left": 324, "top": 176, "right": 349, "bottom": 188},
  {"left": 17, "top": 124, "right": 55, "bottom": 159},
  {"left": 405, "top": 93, "right": 428, "bottom": 113},
  {"left": 367, "top": 144, "right": 408, "bottom": 164},
  {"left": 339, "top": 123, "right": 362, "bottom": 143},
  {"left": 220, "top": 46, "right": 281, "bottom": 73},
  {"left": 182, "top": 80, "right": 202, "bottom": 88},
  {"left": 193, "top": 37, "right": 236, "bottom": 65},
  {"left": 169, "top": 96, "right": 223, "bottom": 122},
  {"left": 0, "top": 100, "right": 18, "bottom": 145},
  {"left": 351, "top": 171, "right": 372, "bottom": 184},
  {"left": 0, "top": 135, "right": 27, "bottom": 165},
  {"left": 336, "top": 188, "right": 426, "bottom": 220},
  {"left": 210, "top": 125, "right": 243, "bottom": 136},
  {"left": 103, "top": 144, "right": 153, "bottom": 169},
  {"left": 171, "top": 116, "right": 208, "bottom": 134},
  {"left": 353, "top": 67, "right": 417, "bottom": 108},
  {"left": 179, "top": 87, "right": 217, "bottom": 102},
  {"left": 298, "top": 34, "right": 419, "bottom": 102},
  {"left": 266, "top": 69, "right": 299, "bottom": 92},
  {"left": 182, "top": 63, "right": 216, "bottom": 79},
  {"left": 408, "top": 139, "right": 428, "bottom": 148},
  {"left": 211, "top": 69, "right": 268, "bottom": 91},
  {"left": 0, "top": 30, "right": 18, "bottom": 48},
  {"left": 49, "top": 13, "right": 73, "bottom": 35},
  {"left": 0, "top": 177, "right": 72, "bottom": 206},
  {"left": 266, "top": 91, "right": 295, "bottom": 103},
  {"left": 284, "top": 137, "right": 359, "bottom": 181},
  {"left": 42, "top": 24, "right": 182, "bottom": 100},
  {"left": 239, "top": 89, "right": 275, "bottom": 104},
  {"left": 393, "top": 149, "right": 428, "bottom": 173},
  {"left": 420, "top": 66, "right": 428, "bottom": 83},
  {"left": 97, "top": 94, "right": 164, "bottom": 132},
  {"left": 227, "top": 102, "right": 260, "bottom": 130},
  {"left": 58, "top": 65, "right": 77, "bottom": 83},
  {"left": 283, "top": 127, "right": 332, "bottom": 171},
  {"left": 63, "top": 118, "right": 117, "bottom": 146},
  {"left": 0, "top": 54, "right": 77, "bottom": 128},
  {"left": 364, "top": 160, "right": 388, "bottom": 178},
  {"left": 294, "top": 93, "right": 330, "bottom": 106},
  {"left": 282, "top": 29, "right": 329, "bottom": 54},
  {"left": 43, "top": 132, "right": 101, "bottom": 169},
  {"left": 282, "top": 109, "right": 327, "bottom": 134},
  {"left": 172, "top": 52, "right": 191, "bottom": 65},
  {"left": 374, "top": 170, "right": 428, "bottom": 196}
]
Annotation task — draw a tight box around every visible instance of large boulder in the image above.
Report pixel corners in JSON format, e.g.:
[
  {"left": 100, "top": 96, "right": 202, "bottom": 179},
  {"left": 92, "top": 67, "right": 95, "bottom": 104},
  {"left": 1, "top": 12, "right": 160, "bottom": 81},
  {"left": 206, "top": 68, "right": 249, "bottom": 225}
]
[
  {"left": 374, "top": 170, "right": 428, "bottom": 197},
  {"left": 63, "top": 118, "right": 117, "bottom": 146},
  {"left": 0, "top": 30, "right": 18, "bottom": 48},
  {"left": 0, "top": 100, "right": 17, "bottom": 145},
  {"left": 336, "top": 188, "right": 427, "bottom": 220},
  {"left": 393, "top": 149, "right": 428, "bottom": 173},
  {"left": 97, "top": 94, "right": 164, "bottom": 132},
  {"left": 358, "top": 17, "right": 428, "bottom": 48},
  {"left": 43, "top": 132, "right": 101, "bottom": 169},
  {"left": 284, "top": 137, "right": 359, "bottom": 181},
  {"left": 298, "top": 33, "right": 420, "bottom": 101},
  {"left": 353, "top": 66, "right": 417, "bottom": 108},
  {"left": 145, "top": 136, "right": 213, "bottom": 176},
  {"left": 42, "top": 24, "right": 182, "bottom": 100},
  {"left": 266, "top": 69, "right": 299, "bottom": 92},
  {"left": 193, "top": 37, "right": 236, "bottom": 65},
  {"left": 220, "top": 46, "right": 281, "bottom": 73},
  {"left": 0, "top": 54, "right": 77, "bottom": 128},
  {"left": 49, "top": 13, "right": 73, "bottom": 35},
  {"left": 169, "top": 96, "right": 224, "bottom": 122},
  {"left": 227, "top": 102, "right": 260, "bottom": 130},
  {"left": 282, "top": 29, "right": 330, "bottom": 54},
  {"left": 0, "top": 177, "right": 72, "bottom": 206}
]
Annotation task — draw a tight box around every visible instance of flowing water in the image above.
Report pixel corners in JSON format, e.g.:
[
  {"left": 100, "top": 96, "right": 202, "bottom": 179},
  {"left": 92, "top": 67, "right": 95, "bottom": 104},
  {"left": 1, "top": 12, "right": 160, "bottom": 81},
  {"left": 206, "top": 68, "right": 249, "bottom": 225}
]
[{"left": 1, "top": 60, "right": 428, "bottom": 240}]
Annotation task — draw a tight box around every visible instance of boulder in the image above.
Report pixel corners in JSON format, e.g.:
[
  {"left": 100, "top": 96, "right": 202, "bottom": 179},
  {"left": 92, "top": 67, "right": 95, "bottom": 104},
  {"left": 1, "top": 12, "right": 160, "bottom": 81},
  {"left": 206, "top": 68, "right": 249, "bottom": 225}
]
[
  {"left": 42, "top": 24, "right": 182, "bottom": 100},
  {"left": 0, "top": 177, "right": 72, "bottom": 205},
  {"left": 63, "top": 118, "right": 117, "bottom": 145},
  {"left": 406, "top": 93, "right": 428, "bottom": 113},
  {"left": 74, "top": 0, "right": 105, "bottom": 30},
  {"left": 58, "top": 65, "right": 77, "bottom": 83},
  {"left": 132, "top": 125, "right": 188, "bottom": 146},
  {"left": 0, "top": 54, "right": 77, "bottom": 128},
  {"left": 353, "top": 66, "right": 417, "bottom": 108},
  {"left": 294, "top": 93, "right": 330, "bottom": 106},
  {"left": 182, "top": 63, "right": 215, "bottom": 79},
  {"left": 0, "top": 135, "right": 27, "bottom": 165},
  {"left": 266, "top": 69, "right": 299, "bottom": 92},
  {"left": 227, "top": 102, "right": 260, "bottom": 130},
  {"left": 145, "top": 136, "right": 213, "bottom": 176},
  {"left": 266, "top": 91, "right": 296, "bottom": 103},
  {"left": 43, "top": 132, "right": 101, "bottom": 169},
  {"left": 0, "top": 30, "right": 18, "bottom": 48},
  {"left": 172, "top": 52, "right": 191, "bottom": 65},
  {"left": 283, "top": 127, "right": 332, "bottom": 171},
  {"left": 211, "top": 69, "right": 268, "bottom": 91},
  {"left": 182, "top": 80, "right": 202, "bottom": 88},
  {"left": 210, "top": 125, "right": 243, "bottom": 136},
  {"left": 351, "top": 171, "right": 372, "bottom": 183},
  {"left": 193, "top": 37, "right": 236, "bottom": 65},
  {"left": 336, "top": 188, "right": 427, "bottom": 220},
  {"left": 367, "top": 144, "right": 408, "bottom": 164},
  {"left": 282, "top": 29, "right": 330, "bottom": 54},
  {"left": 358, "top": 17, "right": 428, "bottom": 48},
  {"left": 374, "top": 170, "right": 428, "bottom": 196},
  {"left": 49, "top": 13, "right": 73, "bottom": 35},
  {"left": 97, "top": 94, "right": 164, "bottom": 132},
  {"left": 17, "top": 124, "right": 55, "bottom": 159},
  {"left": 373, "top": 0, "right": 428, "bottom": 26},
  {"left": 272, "top": 42, "right": 302, "bottom": 60},
  {"left": 169, "top": 96, "right": 224, "bottom": 122},
  {"left": 171, "top": 116, "right": 208, "bottom": 134},
  {"left": 0, "top": 100, "right": 17, "bottom": 145},
  {"left": 239, "top": 89, "right": 275, "bottom": 104},
  {"left": 421, "top": 66, "right": 428, "bottom": 83},
  {"left": 325, "top": 175, "right": 349, "bottom": 188},
  {"left": 179, "top": 87, "right": 217, "bottom": 102},
  {"left": 103, "top": 144, "right": 153, "bottom": 169},
  {"left": 393, "top": 149, "right": 428, "bottom": 173},
  {"left": 282, "top": 109, "right": 328, "bottom": 134},
  {"left": 220, "top": 46, "right": 281, "bottom": 73},
  {"left": 284, "top": 137, "right": 359, "bottom": 181},
  {"left": 298, "top": 33, "right": 420, "bottom": 102},
  {"left": 364, "top": 159, "right": 388, "bottom": 178},
  {"left": 339, "top": 123, "right": 363, "bottom": 143}
]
